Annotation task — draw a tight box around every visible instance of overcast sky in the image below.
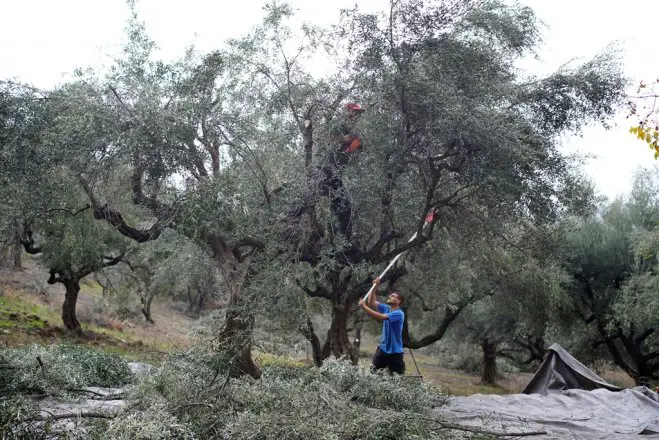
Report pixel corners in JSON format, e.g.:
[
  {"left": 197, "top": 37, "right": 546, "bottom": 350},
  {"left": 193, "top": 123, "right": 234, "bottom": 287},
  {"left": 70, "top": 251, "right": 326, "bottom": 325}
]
[{"left": 2, "top": 0, "right": 657, "bottom": 200}]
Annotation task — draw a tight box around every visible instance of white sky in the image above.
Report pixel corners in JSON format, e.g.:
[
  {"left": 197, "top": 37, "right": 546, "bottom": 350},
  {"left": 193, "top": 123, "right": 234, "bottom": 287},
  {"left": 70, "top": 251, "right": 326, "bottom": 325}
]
[{"left": 1, "top": 0, "right": 657, "bottom": 200}]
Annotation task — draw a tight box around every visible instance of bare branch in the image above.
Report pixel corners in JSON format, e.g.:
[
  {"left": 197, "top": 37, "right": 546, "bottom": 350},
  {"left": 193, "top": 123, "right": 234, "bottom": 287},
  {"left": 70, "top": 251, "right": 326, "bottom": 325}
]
[
  {"left": 92, "top": 204, "right": 164, "bottom": 243},
  {"left": 231, "top": 236, "right": 266, "bottom": 262},
  {"left": 25, "top": 412, "right": 115, "bottom": 422},
  {"left": 404, "top": 303, "right": 466, "bottom": 349},
  {"left": 79, "top": 175, "right": 166, "bottom": 243},
  {"left": 108, "top": 85, "right": 138, "bottom": 123},
  {"left": 295, "top": 279, "right": 332, "bottom": 299},
  {"left": 19, "top": 225, "right": 41, "bottom": 255},
  {"left": 420, "top": 416, "right": 547, "bottom": 437},
  {"left": 45, "top": 205, "right": 91, "bottom": 217}
]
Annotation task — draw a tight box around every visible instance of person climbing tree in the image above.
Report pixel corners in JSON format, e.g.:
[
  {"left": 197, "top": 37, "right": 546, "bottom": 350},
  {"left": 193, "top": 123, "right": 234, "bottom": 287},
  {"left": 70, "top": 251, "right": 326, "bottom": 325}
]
[
  {"left": 319, "top": 102, "right": 365, "bottom": 237},
  {"left": 277, "top": 102, "right": 365, "bottom": 256},
  {"left": 330, "top": 102, "right": 364, "bottom": 154},
  {"left": 359, "top": 277, "right": 406, "bottom": 375}
]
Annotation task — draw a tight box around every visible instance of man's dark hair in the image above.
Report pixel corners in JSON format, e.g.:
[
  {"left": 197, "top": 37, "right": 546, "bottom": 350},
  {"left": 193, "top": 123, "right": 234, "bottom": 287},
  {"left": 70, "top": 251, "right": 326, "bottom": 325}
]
[{"left": 391, "top": 291, "right": 404, "bottom": 304}]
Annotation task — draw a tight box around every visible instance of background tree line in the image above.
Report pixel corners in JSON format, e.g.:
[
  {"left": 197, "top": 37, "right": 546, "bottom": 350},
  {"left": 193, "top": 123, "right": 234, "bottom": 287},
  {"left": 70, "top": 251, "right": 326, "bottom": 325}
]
[{"left": 1, "top": 0, "right": 656, "bottom": 386}]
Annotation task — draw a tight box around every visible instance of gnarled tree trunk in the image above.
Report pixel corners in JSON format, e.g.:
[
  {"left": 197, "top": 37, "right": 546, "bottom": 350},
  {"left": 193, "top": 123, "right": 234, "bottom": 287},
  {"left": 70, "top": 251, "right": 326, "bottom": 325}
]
[
  {"left": 11, "top": 232, "right": 22, "bottom": 270},
  {"left": 299, "top": 317, "right": 323, "bottom": 367},
  {"left": 322, "top": 301, "right": 358, "bottom": 364},
  {"left": 219, "top": 305, "right": 259, "bottom": 378},
  {"left": 212, "top": 240, "right": 261, "bottom": 379},
  {"left": 481, "top": 338, "right": 498, "bottom": 385},
  {"left": 141, "top": 290, "right": 155, "bottom": 324},
  {"left": 61, "top": 277, "right": 82, "bottom": 334}
]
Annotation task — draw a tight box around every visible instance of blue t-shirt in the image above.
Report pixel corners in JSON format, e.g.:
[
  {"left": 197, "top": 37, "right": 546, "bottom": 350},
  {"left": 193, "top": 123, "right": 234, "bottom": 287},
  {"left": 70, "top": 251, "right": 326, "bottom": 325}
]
[{"left": 377, "top": 303, "right": 404, "bottom": 354}]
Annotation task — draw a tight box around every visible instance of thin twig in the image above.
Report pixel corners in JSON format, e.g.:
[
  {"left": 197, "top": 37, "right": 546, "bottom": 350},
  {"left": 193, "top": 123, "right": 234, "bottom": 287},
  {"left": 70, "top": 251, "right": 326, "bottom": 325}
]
[
  {"left": 66, "top": 388, "right": 127, "bottom": 400},
  {"left": 28, "top": 412, "right": 116, "bottom": 422},
  {"left": 36, "top": 356, "right": 46, "bottom": 379},
  {"left": 422, "top": 417, "right": 547, "bottom": 437}
]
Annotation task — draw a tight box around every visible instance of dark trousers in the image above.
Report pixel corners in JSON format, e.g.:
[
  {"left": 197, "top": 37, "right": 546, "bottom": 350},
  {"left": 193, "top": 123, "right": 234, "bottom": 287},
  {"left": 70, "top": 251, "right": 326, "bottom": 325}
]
[
  {"left": 319, "top": 166, "right": 352, "bottom": 237},
  {"left": 372, "top": 347, "right": 405, "bottom": 375}
]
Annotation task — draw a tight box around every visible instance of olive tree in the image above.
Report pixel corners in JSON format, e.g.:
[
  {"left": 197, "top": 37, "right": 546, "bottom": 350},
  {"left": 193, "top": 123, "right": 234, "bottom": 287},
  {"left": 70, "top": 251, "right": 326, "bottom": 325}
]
[
  {"left": 2, "top": 0, "right": 626, "bottom": 375},
  {"left": 555, "top": 170, "right": 659, "bottom": 385},
  {"left": 274, "top": 0, "right": 626, "bottom": 364}
]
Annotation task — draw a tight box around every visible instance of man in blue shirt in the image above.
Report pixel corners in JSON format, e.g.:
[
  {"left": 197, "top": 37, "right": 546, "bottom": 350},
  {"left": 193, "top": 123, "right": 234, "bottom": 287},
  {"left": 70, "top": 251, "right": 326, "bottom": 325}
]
[{"left": 358, "top": 277, "right": 405, "bottom": 374}]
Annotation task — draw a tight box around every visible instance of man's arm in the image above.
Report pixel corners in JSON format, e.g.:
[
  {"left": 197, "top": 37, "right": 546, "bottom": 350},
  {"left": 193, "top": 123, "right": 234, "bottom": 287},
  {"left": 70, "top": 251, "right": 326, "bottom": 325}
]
[
  {"left": 358, "top": 299, "right": 388, "bottom": 322},
  {"left": 368, "top": 277, "right": 380, "bottom": 309}
]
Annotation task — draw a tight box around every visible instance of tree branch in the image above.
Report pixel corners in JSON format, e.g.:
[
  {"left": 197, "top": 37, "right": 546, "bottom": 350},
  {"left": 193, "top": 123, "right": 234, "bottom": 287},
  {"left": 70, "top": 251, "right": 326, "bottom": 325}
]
[
  {"left": 45, "top": 205, "right": 91, "bottom": 217},
  {"left": 19, "top": 225, "right": 41, "bottom": 255},
  {"left": 26, "top": 412, "right": 115, "bottom": 422},
  {"left": 78, "top": 175, "right": 166, "bottom": 243},
  {"left": 408, "top": 289, "right": 438, "bottom": 312},
  {"left": 298, "top": 317, "right": 323, "bottom": 367},
  {"left": 642, "top": 352, "right": 659, "bottom": 362},
  {"left": 130, "top": 166, "right": 168, "bottom": 214},
  {"left": 421, "top": 416, "right": 547, "bottom": 437},
  {"left": 363, "top": 228, "right": 405, "bottom": 262},
  {"left": 108, "top": 85, "right": 138, "bottom": 123},
  {"left": 75, "top": 253, "right": 125, "bottom": 280},
  {"left": 404, "top": 303, "right": 467, "bottom": 349},
  {"left": 402, "top": 272, "right": 504, "bottom": 350},
  {"left": 91, "top": 204, "right": 164, "bottom": 243},
  {"left": 295, "top": 279, "right": 332, "bottom": 299},
  {"left": 46, "top": 269, "right": 64, "bottom": 285},
  {"left": 231, "top": 236, "right": 266, "bottom": 262},
  {"left": 635, "top": 327, "right": 654, "bottom": 345}
]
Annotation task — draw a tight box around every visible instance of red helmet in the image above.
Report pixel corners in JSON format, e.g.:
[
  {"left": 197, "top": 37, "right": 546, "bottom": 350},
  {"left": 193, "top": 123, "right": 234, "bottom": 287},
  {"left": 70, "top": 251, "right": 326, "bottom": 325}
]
[{"left": 345, "top": 102, "right": 364, "bottom": 112}]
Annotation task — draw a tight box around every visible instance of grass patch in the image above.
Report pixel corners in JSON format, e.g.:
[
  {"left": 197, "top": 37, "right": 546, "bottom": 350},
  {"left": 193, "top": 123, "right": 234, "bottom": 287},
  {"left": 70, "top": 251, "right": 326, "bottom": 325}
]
[
  {"left": 0, "top": 289, "right": 171, "bottom": 364},
  {"left": 254, "top": 351, "right": 309, "bottom": 369},
  {"left": 0, "top": 294, "right": 59, "bottom": 324},
  {"left": 0, "top": 295, "right": 56, "bottom": 336}
]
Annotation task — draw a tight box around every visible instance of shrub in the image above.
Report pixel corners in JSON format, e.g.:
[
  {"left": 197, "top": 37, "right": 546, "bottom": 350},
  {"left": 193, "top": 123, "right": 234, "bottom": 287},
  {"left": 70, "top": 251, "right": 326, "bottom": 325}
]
[
  {"left": 1, "top": 344, "right": 134, "bottom": 396},
  {"left": 453, "top": 348, "right": 482, "bottom": 375},
  {"left": 92, "top": 405, "right": 197, "bottom": 440},
  {"left": 0, "top": 397, "right": 43, "bottom": 440},
  {"left": 100, "top": 356, "right": 455, "bottom": 440}
]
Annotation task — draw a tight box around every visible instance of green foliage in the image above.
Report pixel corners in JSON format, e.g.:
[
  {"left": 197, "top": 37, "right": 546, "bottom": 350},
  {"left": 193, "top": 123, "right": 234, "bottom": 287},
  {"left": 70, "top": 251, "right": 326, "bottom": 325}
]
[
  {"left": 96, "top": 357, "right": 456, "bottom": 440},
  {"left": 0, "top": 396, "right": 43, "bottom": 440},
  {"left": 1, "top": 344, "right": 134, "bottom": 396},
  {"left": 0, "top": 0, "right": 632, "bottom": 395},
  {"left": 39, "top": 210, "right": 130, "bottom": 276},
  {"left": 552, "top": 168, "right": 659, "bottom": 384},
  {"left": 451, "top": 346, "right": 484, "bottom": 375},
  {"left": 95, "top": 407, "right": 197, "bottom": 440}
]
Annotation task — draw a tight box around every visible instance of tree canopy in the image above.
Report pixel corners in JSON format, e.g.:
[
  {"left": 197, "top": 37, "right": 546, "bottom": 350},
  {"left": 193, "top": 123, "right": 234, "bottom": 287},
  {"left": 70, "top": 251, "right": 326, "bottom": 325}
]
[{"left": 0, "top": 0, "right": 638, "bottom": 384}]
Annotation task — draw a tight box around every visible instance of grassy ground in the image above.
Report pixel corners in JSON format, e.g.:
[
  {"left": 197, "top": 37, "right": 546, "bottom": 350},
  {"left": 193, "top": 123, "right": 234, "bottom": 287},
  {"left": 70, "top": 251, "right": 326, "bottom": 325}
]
[
  {"left": 0, "top": 263, "right": 636, "bottom": 395},
  {"left": 349, "top": 338, "right": 535, "bottom": 395},
  {"left": 0, "top": 288, "right": 173, "bottom": 363},
  {"left": 0, "top": 261, "right": 192, "bottom": 363}
]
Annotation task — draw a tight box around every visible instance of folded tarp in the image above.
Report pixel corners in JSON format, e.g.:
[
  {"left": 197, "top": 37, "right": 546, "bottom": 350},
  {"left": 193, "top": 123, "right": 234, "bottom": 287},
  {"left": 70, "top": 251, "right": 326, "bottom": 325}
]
[
  {"left": 434, "top": 343, "right": 659, "bottom": 439},
  {"left": 522, "top": 343, "right": 622, "bottom": 395}
]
